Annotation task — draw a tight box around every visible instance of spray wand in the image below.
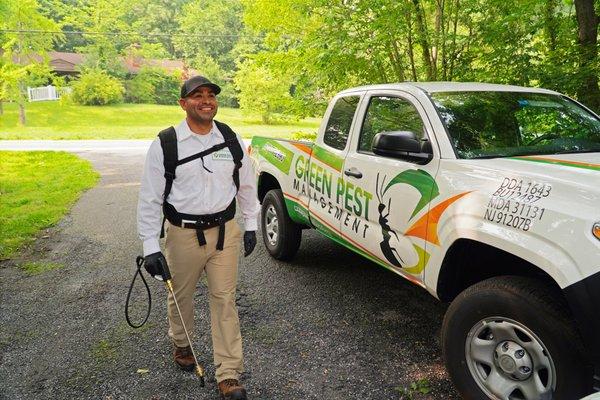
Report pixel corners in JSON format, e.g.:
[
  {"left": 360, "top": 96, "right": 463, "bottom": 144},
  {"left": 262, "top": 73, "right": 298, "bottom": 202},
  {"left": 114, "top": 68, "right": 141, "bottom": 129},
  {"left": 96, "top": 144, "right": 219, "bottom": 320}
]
[
  {"left": 125, "top": 256, "right": 205, "bottom": 386},
  {"left": 158, "top": 257, "right": 205, "bottom": 386}
]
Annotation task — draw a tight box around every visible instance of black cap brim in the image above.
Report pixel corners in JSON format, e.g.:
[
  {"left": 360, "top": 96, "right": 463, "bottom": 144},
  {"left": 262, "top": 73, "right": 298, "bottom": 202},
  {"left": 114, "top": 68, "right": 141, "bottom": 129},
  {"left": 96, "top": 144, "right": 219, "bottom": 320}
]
[{"left": 181, "top": 81, "right": 221, "bottom": 98}]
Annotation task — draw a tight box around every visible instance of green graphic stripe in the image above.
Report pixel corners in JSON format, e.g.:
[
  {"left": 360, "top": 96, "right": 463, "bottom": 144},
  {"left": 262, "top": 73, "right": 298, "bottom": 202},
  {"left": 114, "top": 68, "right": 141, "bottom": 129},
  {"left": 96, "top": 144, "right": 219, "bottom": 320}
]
[
  {"left": 384, "top": 169, "right": 440, "bottom": 219},
  {"left": 254, "top": 138, "right": 295, "bottom": 175},
  {"left": 510, "top": 156, "right": 600, "bottom": 172},
  {"left": 281, "top": 196, "right": 429, "bottom": 279},
  {"left": 310, "top": 217, "right": 400, "bottom": 275},
  {"left": 312, "top": 146, "right": 344, "bottom": 172},
  {"left": 402, "top": 244, "right": 430, "bottom": 275},
  {"left": 283, "top": 197, "right": 311, "bottom": 225}
]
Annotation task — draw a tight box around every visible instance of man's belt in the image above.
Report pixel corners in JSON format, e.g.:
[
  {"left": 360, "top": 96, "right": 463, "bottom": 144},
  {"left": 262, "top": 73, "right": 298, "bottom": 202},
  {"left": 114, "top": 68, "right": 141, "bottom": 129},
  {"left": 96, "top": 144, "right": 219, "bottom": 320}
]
[{"left": 163, "top": 200, "right": 236, "bottom": 250}]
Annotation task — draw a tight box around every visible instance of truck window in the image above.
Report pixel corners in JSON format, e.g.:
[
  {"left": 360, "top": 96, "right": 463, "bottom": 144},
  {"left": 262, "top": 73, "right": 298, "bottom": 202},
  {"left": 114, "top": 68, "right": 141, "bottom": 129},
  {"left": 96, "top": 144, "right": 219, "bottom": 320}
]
[
  {"left": 431, "top": 91, "right": 600, "bottom": 158},
  {"left": 359, "top": 96, "right": 425, "bottom": 153},
  {"left": 323, "top": 96, "right": 360, "bottom": 150}
]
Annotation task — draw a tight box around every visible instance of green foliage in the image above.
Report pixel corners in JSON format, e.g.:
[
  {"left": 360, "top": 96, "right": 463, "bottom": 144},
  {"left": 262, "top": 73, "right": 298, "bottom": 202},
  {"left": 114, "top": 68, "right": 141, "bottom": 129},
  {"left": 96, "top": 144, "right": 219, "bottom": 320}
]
[
  {"left": 125, "top": 67, "right": 180, "bottom": 105},
  {"left": 71, "top": 69, "right": 125, "bottom": 105},
  {"left": 174, "top": 0, "right": 243, "bottom": 72},
  {"left": 174, "top": 0, "right": 247, "bottom": 108},
  {"left": 234, "top": 59, "right": 297, "bottom": 124},
  {"left": 395, "top": 378, "right": 431, "bottom": 399},
  {"left": 0, "top": 0, "right": 63, "bottom": 123},
  {"left": 291, "top": 131, "right": 317, "bottom": 141},
  {"left": 64, "top": 0, "right": 132, "bottom": 77},
  {"left": 0, "top": 151, "right": 99, "bottom": 259},
  {"left": 242, "top": 0, "right": 600, "bottom": 113}
]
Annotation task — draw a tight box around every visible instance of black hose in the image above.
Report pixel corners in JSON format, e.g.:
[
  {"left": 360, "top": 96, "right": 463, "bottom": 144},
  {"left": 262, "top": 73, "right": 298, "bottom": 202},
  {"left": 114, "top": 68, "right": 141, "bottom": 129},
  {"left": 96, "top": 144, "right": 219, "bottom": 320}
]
[{"left": 125, "top": 256, "right": 152, "bottom": 328}]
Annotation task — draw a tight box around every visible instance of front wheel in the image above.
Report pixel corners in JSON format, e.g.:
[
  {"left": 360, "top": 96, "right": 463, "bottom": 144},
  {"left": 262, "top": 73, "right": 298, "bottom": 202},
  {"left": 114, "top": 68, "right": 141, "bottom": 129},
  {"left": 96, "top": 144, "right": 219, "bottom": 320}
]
[
  {"left": 442, "top": 276, "right": 591, "bottom": 400},
  {"left": 261, "top": 189, "right": 301, "bottom": 260}
]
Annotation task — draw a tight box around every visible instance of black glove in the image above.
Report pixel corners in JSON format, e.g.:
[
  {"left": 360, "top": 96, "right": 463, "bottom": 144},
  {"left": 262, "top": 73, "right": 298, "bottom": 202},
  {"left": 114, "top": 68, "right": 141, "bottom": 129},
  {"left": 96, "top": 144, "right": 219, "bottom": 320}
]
[
  {"left": 144, "top": 252, "right": 170, "bottom": 281},
  {"left": 243, "top": 231, "right": 257, "bottom": 257}
]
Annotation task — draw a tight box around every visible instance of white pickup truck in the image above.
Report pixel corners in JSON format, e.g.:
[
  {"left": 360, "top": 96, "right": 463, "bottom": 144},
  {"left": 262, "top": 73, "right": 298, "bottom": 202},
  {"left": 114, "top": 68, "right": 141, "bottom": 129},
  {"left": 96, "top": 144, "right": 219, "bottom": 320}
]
[{"left": 249, "top": 82, "right": 600, "bottom": 399}]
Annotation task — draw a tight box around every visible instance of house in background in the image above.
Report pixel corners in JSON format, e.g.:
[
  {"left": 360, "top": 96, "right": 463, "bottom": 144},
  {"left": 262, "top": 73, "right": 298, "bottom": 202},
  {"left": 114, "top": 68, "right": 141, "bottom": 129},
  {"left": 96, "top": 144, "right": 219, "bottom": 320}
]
[{"left": 48, "top": 51, "right": 198, "bottom": 80}]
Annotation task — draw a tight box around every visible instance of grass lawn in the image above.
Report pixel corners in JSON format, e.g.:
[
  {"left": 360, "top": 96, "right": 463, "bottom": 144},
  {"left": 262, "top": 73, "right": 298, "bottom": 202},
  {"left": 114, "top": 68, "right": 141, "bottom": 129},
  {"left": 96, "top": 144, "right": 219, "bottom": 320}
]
[
  {"left": 0, "top": 101, "right": 321, "bottom": 140},
  {"left": 0, "top": 151, "right": 99, "bottom": 259}
]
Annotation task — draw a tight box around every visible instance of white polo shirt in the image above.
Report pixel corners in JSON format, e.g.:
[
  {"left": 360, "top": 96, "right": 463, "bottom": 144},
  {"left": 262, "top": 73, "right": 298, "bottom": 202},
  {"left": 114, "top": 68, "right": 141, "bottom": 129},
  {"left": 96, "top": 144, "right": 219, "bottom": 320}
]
[{"left": 137, "top": 119, "right": 259, "bottom": 256}]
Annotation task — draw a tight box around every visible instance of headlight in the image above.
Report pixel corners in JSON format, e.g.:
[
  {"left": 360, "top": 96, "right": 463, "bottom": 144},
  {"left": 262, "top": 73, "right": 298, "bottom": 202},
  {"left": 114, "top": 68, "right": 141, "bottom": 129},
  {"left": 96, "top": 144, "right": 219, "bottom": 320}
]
[{"left": 593, "top": 222, "right": 600, "bottom": 241}]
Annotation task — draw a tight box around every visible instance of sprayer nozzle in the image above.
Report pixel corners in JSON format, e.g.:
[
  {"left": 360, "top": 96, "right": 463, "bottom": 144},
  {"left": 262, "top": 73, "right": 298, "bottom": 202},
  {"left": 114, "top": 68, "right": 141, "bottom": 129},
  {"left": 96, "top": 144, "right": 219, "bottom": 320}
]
[{"left": 195, "top": 365, "right": 205, "bottom": 386}]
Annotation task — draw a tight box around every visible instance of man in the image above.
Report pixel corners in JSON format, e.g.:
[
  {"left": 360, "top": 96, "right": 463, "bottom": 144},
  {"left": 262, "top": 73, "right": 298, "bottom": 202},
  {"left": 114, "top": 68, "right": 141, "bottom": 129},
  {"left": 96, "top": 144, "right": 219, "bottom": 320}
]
[{"left": 137, "top": 75, "right": 258, "bottom": 400}]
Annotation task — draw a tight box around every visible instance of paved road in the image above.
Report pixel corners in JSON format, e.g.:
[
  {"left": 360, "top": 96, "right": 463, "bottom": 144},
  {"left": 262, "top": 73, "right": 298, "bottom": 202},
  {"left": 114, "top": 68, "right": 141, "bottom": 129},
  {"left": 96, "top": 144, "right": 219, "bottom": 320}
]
[{"left": 0, "top": 144, "right": 459, "bottom": 399}]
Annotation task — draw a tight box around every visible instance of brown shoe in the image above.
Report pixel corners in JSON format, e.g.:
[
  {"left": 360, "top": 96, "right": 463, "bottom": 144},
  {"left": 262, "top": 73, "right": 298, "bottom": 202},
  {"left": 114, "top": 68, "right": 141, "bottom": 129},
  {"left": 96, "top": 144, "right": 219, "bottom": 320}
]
[
  {"left": 218, "top": 379, "right": 247, "bottom": 400},
  {"left": 173, "top": 345, "right": 195, "bottom": 372}
]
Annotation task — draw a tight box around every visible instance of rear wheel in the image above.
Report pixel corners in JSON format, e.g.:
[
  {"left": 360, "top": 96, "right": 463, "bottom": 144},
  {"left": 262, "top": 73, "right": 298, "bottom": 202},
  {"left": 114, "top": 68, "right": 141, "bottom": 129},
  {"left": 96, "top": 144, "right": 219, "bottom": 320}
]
[
  {"left": 442, "top": 276, "right": 591, "bottom": 399},
  {"left": 261, "top": 189, "right": 301, "bottom": 260}
]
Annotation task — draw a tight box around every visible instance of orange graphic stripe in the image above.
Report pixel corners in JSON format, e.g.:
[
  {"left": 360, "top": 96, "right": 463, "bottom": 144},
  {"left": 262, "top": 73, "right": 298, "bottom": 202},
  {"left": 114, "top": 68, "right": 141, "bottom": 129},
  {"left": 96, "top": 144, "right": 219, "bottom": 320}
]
[
  {"left": 283, "top": 192, "right": 424, "bottom": 286},
  {"left": 514, "top": 156, "right": 600, "bottom": 169},
  {"left": 405, "top": 191, "right": 472, "bottom": 245},
  {"left": 291, "top": 143, "right": 313, "bottom": 156}
]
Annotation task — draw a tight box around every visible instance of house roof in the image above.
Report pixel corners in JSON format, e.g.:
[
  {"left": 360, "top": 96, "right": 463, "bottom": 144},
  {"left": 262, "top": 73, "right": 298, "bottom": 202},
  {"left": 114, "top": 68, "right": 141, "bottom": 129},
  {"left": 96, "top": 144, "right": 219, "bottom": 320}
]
[{"left": 46, "top": 51, "right": 196, "bottom": 76}]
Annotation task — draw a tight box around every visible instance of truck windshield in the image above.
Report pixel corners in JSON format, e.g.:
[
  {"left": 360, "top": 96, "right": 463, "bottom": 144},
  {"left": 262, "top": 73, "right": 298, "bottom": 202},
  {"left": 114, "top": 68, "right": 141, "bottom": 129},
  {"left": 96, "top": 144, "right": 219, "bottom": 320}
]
[{"left": 431, "top": 91, "right": 600, "bottom": 159}]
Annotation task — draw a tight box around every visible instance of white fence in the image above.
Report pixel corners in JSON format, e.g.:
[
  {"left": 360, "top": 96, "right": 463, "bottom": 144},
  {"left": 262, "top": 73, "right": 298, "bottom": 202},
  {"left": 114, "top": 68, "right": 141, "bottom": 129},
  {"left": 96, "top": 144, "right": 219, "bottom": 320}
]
[{"left": 27, "top": 85, "right": 72, "bottom": 102}]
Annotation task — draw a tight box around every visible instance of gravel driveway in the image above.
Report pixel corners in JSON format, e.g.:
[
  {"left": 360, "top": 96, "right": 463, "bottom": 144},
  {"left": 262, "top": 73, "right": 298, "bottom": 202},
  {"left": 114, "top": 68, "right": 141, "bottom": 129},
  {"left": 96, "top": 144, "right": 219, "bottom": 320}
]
[{"left": 0, "top": 149, "right": 460, "bottom": 399}]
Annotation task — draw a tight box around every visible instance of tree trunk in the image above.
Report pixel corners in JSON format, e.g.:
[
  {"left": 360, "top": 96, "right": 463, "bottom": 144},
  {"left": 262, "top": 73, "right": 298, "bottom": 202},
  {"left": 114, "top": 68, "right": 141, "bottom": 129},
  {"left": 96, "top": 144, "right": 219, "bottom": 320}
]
[
  {"left": 573, "top": 0, "right": 600, "bottom": 112},
  {"left": 18, "top": 90, "right": 26, "bottom": 125},
  {"left": 411, "top": 0, "right": 435, "bottom": 80},
  {"left": 448, "top": 0, "right": 460, "bottom": 81},
  {"left": 389, "top": 38, "right": 406, "bottom": 82},
  {"left": 543, "top": 0, "right": 559, "bottom": 53},
  {"left": 405, "top": 6, "right": 418, "bottom": 81}
]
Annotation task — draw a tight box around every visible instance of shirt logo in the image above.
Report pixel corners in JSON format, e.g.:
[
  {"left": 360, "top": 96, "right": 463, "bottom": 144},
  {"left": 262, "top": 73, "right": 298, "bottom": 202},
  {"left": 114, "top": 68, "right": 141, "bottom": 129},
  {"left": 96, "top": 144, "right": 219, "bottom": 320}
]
[{"left": 213, "top": 148, "right": 233, "bottom": 161}]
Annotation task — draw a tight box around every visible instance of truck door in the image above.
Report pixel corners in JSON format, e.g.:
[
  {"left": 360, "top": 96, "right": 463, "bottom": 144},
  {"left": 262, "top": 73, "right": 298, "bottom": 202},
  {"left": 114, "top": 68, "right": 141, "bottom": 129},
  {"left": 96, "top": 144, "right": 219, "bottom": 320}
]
[
  {"left": 341, "top": 91, "right": 440, "bottom": 284},
  {"left": 307, "top": 94, "right": 362, "bottom": 242}
]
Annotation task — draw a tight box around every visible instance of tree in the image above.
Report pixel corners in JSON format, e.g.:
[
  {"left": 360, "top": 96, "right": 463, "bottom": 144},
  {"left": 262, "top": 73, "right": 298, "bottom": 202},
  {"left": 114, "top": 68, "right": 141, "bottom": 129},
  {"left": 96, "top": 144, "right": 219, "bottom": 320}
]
[
  {"left": 174, "top": 0, "right": 246, "bottom": 106},
  {"left": 63, "top": 0, "right": 132, "bottom": 77},
  {"left": 0, "top": 0, "right": 62, "bottom": 124},
  {"left": 240, "top": 0, "right": 599, "bottom": 117},
  {"left": 574, "top": 0, "right": 599, "bottom": 111}
]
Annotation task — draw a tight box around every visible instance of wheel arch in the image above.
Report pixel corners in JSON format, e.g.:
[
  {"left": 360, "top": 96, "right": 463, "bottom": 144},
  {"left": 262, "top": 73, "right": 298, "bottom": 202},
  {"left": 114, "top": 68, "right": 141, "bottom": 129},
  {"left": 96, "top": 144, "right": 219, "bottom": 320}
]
[
  {"left": 257, "top": 172, "right": 281, "bottom": 203},
  {"left": 435, "top": 238, "right": 564, "bottom": 304}
]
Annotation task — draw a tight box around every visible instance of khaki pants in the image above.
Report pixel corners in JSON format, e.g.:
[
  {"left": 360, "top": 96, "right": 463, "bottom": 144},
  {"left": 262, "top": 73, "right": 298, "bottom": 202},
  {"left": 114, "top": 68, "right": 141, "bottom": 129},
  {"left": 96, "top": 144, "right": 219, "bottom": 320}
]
[{"left": 165, "top": 219, "right": 243, "bottom": 382}]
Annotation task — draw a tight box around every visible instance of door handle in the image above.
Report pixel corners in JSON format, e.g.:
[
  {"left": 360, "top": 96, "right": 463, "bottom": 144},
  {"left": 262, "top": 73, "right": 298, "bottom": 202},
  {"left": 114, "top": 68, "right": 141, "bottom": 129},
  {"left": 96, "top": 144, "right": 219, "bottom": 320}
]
[{"left": 344, "top": 167, "right": 363, "bottom": 179}]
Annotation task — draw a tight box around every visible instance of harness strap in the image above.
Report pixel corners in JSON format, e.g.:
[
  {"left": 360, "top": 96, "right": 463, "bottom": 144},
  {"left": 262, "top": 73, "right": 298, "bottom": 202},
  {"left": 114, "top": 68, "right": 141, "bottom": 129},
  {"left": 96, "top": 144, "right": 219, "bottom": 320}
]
[
  {"left": 177, "top": 141, "right": 229, "bottom": 166},
  {"left": 158, "top": 127, "right": 178, "bottom": 239},
  {"left": 163, "top": 199, "right": 236, "bottom": 250},
  {"left": 215, "top": 120, "right": 243, "bottom": 192}
]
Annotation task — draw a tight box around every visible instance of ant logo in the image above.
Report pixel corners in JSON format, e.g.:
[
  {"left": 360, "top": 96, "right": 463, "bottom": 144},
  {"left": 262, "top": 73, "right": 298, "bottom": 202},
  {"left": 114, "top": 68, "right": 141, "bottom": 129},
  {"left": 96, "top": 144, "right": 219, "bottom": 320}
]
[{"left": 376, "top": 173, "right": 404, "bottom": 268}]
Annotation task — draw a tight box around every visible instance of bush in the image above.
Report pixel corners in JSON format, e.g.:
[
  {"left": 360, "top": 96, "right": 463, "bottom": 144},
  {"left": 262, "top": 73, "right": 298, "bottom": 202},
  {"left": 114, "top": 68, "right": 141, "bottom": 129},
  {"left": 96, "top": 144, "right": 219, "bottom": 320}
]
[
  {"left": 291, "top": 131, "right": 317, "bottom": 141},
  {"left": 125, "top": 67, "right": 180, "bottom": 105},
  {"left": 124, "top": 78, "right": 154, "bottom": 104},
  {"left": 71, "top": 70, "right": 124, "bottom": 105}
]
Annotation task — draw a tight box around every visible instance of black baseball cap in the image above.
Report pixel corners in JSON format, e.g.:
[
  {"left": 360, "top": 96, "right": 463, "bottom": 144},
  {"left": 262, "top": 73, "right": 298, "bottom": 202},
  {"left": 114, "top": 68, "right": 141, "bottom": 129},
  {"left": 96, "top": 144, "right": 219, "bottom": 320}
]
[{"left": 180, "top": 76, "right": 221, "bottom": 98}]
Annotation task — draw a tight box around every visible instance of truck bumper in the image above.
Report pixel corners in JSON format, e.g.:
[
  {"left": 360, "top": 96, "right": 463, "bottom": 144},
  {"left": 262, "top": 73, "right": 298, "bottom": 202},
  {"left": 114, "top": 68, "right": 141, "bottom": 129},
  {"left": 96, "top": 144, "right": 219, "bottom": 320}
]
[{"left": 563, "top": 270, "right": 600, "bottom": 391}]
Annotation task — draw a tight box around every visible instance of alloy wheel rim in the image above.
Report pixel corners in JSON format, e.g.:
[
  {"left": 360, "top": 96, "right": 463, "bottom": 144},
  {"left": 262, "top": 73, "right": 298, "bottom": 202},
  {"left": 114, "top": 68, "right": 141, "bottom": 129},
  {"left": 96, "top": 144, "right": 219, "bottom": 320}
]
[{"left": 265, "top": 205, "right": 279, "bottom": 246}]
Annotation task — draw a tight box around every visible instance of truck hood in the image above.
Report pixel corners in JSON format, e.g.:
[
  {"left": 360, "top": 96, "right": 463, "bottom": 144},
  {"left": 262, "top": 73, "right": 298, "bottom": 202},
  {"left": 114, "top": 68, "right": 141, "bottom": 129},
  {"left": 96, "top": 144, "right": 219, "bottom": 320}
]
[{"left": 474, "top": 152, "right": 600, "bottom": 193}]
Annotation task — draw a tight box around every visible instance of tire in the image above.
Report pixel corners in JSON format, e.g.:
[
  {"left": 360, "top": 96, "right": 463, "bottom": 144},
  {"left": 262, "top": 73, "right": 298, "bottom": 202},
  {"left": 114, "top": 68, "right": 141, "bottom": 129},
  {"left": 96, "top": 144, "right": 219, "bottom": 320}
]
[
  {"left": 261, "top": 189, "right": 302, "bottom": 260},
  {"left": 442, "top": 276, "right": 591, "bottom": 400}
]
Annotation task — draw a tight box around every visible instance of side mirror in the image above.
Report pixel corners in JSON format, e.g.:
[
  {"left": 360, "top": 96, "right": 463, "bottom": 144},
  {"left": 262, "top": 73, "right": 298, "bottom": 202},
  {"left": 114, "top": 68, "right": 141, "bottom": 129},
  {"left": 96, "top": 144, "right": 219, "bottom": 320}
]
[{"left": 372, "top": 131, "right": 433, "bottom": 164}]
